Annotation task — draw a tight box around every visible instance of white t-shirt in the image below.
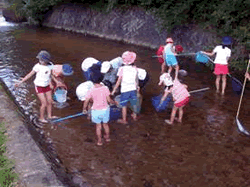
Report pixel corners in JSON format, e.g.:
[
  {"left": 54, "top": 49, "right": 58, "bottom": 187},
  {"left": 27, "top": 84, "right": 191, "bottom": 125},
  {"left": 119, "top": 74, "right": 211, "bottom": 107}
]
[
  {"left": 159, "top": 73, "right": 173, "bottom": 86},
  {"left": 117, "top": 66, "right": 138, "bottom": 93},
  {"left": 33, "top": 63, "right": 52, "bottom": 87},
  {"left": 110, "top": 57, "right": 123, "bottom": 69},
  {"left": 81, "top": 57, "right": 99, "bottom": 71},
  {"left": 76, "top": 81, "right": 94, "bottom": 101},
  {"left": 137, "top": 68, "right": 147, "bottom": 80},
  {"left": 213, "top": 45, "right": 231, "bottom": 65}
]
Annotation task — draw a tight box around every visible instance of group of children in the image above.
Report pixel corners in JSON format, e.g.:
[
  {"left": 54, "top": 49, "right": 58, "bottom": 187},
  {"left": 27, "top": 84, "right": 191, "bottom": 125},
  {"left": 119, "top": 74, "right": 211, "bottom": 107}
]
[{"left": 14, "top": 35, "right": 234, "bottom": 145}]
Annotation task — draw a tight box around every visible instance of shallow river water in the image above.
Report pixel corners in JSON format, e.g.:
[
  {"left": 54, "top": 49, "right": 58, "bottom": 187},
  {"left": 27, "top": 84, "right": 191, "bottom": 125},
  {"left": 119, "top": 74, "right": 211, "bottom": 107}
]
[{"left": 1, "top": 16, "right": 250, "bottom": 187}]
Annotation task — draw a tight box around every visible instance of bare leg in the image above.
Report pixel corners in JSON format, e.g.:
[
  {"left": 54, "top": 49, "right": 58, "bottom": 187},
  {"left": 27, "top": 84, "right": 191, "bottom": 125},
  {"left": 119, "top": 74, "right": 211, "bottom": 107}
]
[
  {"left": 103, "top": 123, "right": 110, "bottom": 141},
  {"left": 170, "top": 106, "right": 178, "bottom": 123},
  {"left": 161, "top": 63, "right": 166, "bottom": 74},
  {"left": 178, "top": 106, "right": 184, "bottom": 122},
  {"left": 45, "top": 90, "right": 54, "bottom": 118},
  {"left": 96, "top": 123, "right": 102, "bottom": 145},
  {"left": 117, "top": 106, "right": 128, "bottom": 124},
  {"left": 221, "top": 74, "right": 227, "bottom": 95},
  {"left": 215, "top": 75, "right": 221, "bottom": 93},
  {"left": 168, "top": 66, "right": 173, "bottom": 75},
  {"left": 174, "top": 65, "right": 179, "bottom": 80},
  {"left": 37, "top": 93, "right": 47, "bottom": 121}
]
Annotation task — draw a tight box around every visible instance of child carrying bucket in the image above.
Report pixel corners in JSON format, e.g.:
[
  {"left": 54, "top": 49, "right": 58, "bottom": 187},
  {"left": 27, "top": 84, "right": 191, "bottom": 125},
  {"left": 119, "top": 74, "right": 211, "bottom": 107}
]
[
  {"left": 15, "top": 50, "right": 58, "bottom": 123},
  {"left": 159, "top": 77, "right": 190, "bottom": 125},
  {"left": 111, "top": 51, "right": 139, "bottom": 124},
  {"left": 83, "top": 72, "right": 116, "bottom": 146}
]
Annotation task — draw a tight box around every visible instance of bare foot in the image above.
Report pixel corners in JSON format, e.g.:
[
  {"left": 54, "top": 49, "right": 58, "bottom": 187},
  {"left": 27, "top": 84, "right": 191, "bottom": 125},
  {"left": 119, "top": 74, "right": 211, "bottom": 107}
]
[{"left": 104, "top": 135, "right": 111, "bottom": 142}]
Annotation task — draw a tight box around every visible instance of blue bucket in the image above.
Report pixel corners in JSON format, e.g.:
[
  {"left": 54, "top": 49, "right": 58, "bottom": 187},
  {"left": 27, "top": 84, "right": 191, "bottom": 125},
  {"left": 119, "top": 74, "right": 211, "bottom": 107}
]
[
  {"left": 109, "top": 105, "right": 121, "bottom": 121},
  {"left": 195, "top": 52, "right": 209, "bottom": 64},
  {"left": 54, "top": 88, "right": 67, "bottom": 103},
  {"left": 151, "top": 94, "right": 172, "bottom": 112}
]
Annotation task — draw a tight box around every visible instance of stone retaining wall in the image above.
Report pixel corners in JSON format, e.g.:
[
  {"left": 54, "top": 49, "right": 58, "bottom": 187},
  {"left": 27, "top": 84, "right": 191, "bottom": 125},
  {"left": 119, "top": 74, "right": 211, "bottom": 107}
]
[{"left": 42, "top": 4, "right": 218, "bottom": 53}]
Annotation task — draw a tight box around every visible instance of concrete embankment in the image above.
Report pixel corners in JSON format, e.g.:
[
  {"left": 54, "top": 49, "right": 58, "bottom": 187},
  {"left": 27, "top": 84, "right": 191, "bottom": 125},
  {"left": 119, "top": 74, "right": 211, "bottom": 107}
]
[{"left": 0, "top": 82, "right": 64, "bottom": 187}]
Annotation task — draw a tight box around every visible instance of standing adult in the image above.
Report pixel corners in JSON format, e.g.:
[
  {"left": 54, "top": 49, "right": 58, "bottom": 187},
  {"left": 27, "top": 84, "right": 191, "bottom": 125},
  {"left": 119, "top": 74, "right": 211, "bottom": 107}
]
[{"left": 202, "top": 36, "right": 232, "bottom": 95}]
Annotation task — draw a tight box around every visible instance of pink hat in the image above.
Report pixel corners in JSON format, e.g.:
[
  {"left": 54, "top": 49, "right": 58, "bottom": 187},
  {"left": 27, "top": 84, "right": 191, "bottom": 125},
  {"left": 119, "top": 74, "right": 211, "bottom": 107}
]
[
  {"left": 122, "top": 51, "right": 136, "bottom": 65},
  {"left": 166, "top": 38, "right": 174, "bottom": 43}
]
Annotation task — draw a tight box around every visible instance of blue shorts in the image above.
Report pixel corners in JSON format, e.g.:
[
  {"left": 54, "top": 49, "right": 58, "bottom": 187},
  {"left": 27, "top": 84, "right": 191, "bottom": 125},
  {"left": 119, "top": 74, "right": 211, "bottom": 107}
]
[
  {"left": 91, "top": 107, "right": 110, "bottom": 124},
  {"left": 165, "top": 54, "right": 178, "bottom": 66},
  {"left": 120, "top": 90, "right": 137, "bottom": 107}
]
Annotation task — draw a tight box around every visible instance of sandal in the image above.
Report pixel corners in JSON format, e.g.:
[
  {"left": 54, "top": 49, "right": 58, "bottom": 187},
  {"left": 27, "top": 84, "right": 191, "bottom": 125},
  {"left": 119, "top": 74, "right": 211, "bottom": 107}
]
[
  {"left": 48, "top": 116, "right": 59, "bottom": 120},
  {"left": 97, "top": 142, "right": 103, "bottom": 146},
  {"left": 38, "top": 119, "right": 48, "bottom": 123},
  {"left": 164, "top": 119, "right": 173, "bottom": 125},
  {"left": 104, "top": 135, "right": 111, "bottom": 142},
  {"left": 131, "top": 113, "right": 138, "bottom": 121}
]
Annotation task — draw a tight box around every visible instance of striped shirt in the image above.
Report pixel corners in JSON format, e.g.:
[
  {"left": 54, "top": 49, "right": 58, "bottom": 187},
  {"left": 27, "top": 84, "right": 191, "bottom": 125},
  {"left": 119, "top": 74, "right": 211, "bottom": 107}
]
[{"left": 171, "top": 79, "right": 190, "bottom": 104}]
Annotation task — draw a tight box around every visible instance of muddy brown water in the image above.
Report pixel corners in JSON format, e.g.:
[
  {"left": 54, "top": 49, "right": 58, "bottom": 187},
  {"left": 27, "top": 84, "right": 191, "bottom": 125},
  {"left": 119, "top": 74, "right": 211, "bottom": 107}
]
[{"left": 1, "top": 22, "right": 250, "bottom": 187}]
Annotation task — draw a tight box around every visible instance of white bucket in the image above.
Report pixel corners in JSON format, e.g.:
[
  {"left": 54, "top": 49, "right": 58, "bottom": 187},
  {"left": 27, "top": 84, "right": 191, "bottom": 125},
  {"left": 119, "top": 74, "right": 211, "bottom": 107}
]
[{"left": 54, "top": 87, "right": 67, "bottom": 103}]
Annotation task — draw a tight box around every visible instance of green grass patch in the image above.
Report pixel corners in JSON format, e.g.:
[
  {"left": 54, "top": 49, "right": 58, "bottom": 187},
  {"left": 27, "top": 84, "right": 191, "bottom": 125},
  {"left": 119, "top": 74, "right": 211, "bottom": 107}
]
[{"left": 0, "top": 122, "right": 18, "bottom": 187}]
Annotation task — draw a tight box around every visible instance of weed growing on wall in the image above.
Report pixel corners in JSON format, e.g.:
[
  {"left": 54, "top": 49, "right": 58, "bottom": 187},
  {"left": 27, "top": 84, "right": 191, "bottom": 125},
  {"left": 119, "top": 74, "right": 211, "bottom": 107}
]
[{"left": 0, "top": 122, "right": 18, "bottom": 187}]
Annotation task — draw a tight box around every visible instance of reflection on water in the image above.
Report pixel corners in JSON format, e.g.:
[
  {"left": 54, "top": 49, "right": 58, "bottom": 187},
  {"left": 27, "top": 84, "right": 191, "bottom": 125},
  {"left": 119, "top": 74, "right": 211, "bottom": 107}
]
[{"left": 0, "top": 23, "right": 250, "bottom": 186}]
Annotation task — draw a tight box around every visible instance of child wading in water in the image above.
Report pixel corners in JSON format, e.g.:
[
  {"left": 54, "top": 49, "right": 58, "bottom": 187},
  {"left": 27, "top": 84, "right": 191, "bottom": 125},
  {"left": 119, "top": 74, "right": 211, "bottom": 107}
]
[
  {"left": 159, "top": 77, "right": 190, "bottom": 125},
  {"left": 163, "top": 37, "right": 179, "bottom": 80},
  {"left": 83, "top": 73, "right": 116, "bottom": 146},
  {"left": 111, "top": 51, "right": 139, "bottom": 124},
  {"left": 15, "top": 50, "right": 58, "bottom": 124}
]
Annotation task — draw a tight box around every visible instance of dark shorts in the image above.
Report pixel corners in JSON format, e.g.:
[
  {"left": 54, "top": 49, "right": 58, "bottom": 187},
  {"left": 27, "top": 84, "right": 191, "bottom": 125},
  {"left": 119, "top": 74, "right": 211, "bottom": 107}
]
[
  {"left": 35, "top": 85, "right": 51, "bottom": 94},
  {"left": 120, "top": 90, "right": 137, "bottom": 107}
]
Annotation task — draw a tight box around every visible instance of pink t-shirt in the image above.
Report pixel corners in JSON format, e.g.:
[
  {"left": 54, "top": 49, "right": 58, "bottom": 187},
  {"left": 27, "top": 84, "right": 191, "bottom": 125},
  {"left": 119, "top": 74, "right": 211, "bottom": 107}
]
[
  {"left": 85, "top": 85, "right": 110, "bottom": 110},
  {"left": 170, "top": 79, "right": 190, "bottom": 104}
]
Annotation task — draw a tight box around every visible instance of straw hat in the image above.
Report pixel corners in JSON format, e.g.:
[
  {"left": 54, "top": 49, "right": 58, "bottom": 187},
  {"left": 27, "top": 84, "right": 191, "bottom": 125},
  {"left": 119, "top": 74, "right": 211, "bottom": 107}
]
[
  {"left": 122, "top": 51, "right": 136, "bottom": 65},
  {"left": 101, "top": 61, "right": 111, "bottom": 73}
]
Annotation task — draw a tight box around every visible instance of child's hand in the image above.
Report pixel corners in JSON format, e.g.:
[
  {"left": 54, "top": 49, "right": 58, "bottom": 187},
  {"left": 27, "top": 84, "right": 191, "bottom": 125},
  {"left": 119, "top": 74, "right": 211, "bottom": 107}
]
[{"left": 82, "top": 110, "right": 88, "bottom": 114}]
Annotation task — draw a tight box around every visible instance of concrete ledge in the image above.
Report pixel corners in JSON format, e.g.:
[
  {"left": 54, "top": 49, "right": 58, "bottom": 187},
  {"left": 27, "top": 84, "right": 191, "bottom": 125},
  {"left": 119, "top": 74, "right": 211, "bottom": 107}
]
[{"left": 0, "top": 84, "right": 64, "bottom": 187}]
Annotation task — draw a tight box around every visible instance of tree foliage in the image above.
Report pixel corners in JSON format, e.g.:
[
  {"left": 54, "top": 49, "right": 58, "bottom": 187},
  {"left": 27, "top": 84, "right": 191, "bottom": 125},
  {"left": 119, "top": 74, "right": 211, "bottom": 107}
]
[{"left": 4, "top": 0, "right": 250, "bottom": 50}]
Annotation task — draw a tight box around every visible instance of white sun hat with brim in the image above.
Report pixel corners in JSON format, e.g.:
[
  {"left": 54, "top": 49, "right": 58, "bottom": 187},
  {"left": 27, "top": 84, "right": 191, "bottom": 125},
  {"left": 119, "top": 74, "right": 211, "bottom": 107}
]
[
  {"left": 101, "top": 61, "right": 111, "bottom": 73},
  {"left": 76, "top": 81, "right": 94, "bottom": 101},
  {"left": 81, "top": 57, "right": 99, "bottom": 72},
  {"left": 159, "top": 73, "right": 173, "bottom": 86}
]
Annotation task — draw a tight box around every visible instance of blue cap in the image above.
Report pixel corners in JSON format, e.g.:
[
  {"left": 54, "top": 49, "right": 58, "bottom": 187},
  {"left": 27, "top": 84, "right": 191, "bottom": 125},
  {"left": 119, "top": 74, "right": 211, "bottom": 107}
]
[
  {"left": 222, "top": 36, "right": 232, "bottom": 45},
  {"left": 62, "top": 64, "right": 74, "bottom": 76}
]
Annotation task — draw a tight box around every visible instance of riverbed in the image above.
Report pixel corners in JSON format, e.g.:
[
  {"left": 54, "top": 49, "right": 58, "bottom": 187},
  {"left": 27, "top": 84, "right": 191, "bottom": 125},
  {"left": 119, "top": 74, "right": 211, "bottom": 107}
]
[{"left": 1, "top": 17, "right": 250, "bottom": 187}]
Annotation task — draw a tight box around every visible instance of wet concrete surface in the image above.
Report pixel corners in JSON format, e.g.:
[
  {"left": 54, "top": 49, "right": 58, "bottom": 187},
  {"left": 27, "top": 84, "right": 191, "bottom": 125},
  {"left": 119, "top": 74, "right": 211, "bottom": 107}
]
[{"left": 0, "top": 21, "right": 250, "bottom": 186}]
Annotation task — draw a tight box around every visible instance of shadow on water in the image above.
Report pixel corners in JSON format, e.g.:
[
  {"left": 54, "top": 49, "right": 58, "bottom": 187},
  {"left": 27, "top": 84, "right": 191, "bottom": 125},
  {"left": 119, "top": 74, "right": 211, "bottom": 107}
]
[{"left": 1, "top": 16, "right": 250, "bottom": 186}]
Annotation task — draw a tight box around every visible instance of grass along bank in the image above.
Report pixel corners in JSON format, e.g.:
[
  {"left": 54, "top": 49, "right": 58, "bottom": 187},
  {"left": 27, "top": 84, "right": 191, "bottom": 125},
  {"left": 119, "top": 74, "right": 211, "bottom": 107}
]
[{"left": 0, "top": 120, "right": 18, "bottom": 187}]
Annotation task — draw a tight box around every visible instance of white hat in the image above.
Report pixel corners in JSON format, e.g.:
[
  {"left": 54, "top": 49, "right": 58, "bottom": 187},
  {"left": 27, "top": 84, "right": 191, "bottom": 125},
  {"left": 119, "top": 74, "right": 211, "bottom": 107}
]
[
  {"left": 137, "top": 68, "right": 147, "bottom": 80},
  {"left": 76, "top": 81, "right": 94, "bottom": 101},
  {"left": 101, "top": 61, "right": 111, "bottom": 73},
  {"left": 81, "top": 57, "right": 99, "bottom": 71},
  {"left": 159, "top": 73, "right": 173, "bottom": 86}
]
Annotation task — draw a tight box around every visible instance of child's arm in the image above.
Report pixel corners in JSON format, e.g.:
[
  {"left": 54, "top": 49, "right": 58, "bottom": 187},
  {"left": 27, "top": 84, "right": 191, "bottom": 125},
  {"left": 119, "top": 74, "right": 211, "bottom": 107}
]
[
  {"left": 159, "top": 89, "right": 170, "bottom": 105},
  {"left": 107, "top": 95, "right": 118, "bottom": 105},
  {"left": 111, "top": 76, "right": 122, "bottom": 95},
  {"left": 15, "top": 70, "right": 36, "bottom": 87},
  {"left": 202, "top": 51, "right": 215, "bottom": 57},
  {"left": 83, "top": 98, "right": 90, "bottom": 114}
]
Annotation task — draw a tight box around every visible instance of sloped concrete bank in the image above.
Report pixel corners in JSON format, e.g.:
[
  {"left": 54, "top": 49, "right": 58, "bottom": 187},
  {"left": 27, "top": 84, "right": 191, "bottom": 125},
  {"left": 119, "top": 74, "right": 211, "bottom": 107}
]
[
  {"left": 0, "top": 81, "right": 91, "bottom": 187},
  {"left": 42, "top": 4, "right": 218, "bottom": 53}
]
